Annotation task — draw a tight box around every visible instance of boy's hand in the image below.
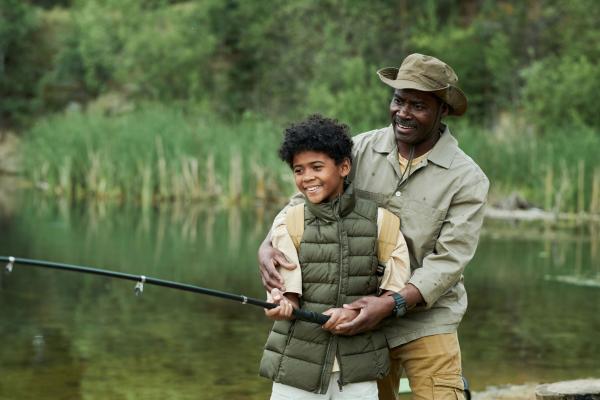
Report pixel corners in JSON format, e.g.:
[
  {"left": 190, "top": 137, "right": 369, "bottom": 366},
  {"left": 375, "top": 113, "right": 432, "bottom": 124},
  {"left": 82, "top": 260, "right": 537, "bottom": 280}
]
[
  {"left": 264, "top": 289, "right": 299, "bottom": 321},
  {"left": 321, "top": 307, "right": 359, "bottom": 332}
]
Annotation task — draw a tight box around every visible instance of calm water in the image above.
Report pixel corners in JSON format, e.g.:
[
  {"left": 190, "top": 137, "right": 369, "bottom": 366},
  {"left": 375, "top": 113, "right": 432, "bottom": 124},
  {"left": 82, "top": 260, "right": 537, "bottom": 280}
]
[{"left": 0, "top": 194, "right": 599, "bottom": 399}]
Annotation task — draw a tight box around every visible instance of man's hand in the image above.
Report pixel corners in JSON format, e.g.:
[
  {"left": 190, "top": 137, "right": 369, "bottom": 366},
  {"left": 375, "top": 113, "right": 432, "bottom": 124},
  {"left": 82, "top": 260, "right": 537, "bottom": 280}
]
[
  {"left": 264, "top": 289, "right": 299, "bottom": 321},
  {"left": 258, "top": 235, "right": 297, "bottom": 291},
  {"left": 321, "top": 307, "right": 359, "bottom": 332},
  {"left": 333, "top": 295, "right": 395, "bottom": 336},
  {"left": 332, "top": 284, "right": 424, "bottom": 335}
]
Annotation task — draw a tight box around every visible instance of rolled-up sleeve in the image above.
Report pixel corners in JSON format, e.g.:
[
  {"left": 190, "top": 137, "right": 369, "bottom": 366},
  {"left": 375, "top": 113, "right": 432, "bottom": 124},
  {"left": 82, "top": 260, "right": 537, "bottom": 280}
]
[
  {"left": 378, "top": 209, "right": 411, "bottom": 292},
  {"left": 271, "top": 221, "right": 303, "bottom": 296},
  {"left": 409, "top": 175, "right": 489, "bottom": 307},
  {"left": 265, "top": 193, "right": 305, "bottom": 301}
]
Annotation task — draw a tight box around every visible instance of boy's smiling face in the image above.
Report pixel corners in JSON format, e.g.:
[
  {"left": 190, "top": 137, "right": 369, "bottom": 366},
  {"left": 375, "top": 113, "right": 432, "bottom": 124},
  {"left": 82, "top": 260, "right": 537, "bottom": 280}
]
[{"left": 292, "top": 151, "right": 350, "bottom": 204}]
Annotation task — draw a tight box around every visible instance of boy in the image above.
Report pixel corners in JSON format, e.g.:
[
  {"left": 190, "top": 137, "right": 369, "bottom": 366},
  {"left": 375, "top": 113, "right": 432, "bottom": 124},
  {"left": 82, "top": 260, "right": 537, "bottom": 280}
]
[{"left": 259, "top": 114, "right": 410, "bottom": 399}]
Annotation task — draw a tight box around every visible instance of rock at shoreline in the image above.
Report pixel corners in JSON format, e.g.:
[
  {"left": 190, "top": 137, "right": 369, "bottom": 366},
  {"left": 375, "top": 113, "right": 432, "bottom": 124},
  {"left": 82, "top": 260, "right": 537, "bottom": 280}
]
[
  {"left": 472, "top": 380, "right": 600, "bottom": 400},
  {"left": 472, "top": 383, "right": 538, "bottom": 400},
  {"left": 493, "top": 192, "right": 537, "bottom": 211},
  {"left": 535, "top": 379, "right": 600, "bottom": 399}
]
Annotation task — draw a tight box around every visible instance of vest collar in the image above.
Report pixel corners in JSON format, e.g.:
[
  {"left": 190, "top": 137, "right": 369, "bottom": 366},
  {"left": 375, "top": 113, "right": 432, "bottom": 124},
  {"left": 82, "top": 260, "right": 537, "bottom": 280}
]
[{"left": 305, "top": 184, "right": 356, "bottom": 222}]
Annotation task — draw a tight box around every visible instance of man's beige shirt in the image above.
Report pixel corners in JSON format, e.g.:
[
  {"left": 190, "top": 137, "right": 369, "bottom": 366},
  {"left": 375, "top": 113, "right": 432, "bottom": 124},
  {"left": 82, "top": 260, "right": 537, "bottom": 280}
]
[{"left": 272, "top": 125, "right": 489, "bottom": 348}]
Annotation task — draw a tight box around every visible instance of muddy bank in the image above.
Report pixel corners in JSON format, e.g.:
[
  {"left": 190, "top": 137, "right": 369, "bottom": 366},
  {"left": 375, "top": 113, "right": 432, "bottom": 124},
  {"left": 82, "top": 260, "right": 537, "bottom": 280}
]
[
  {"left": 0, "top": 132, "right": 20, "bottom": 175},
  {"left": 0, "top": 133, "right": 23, "bottom": 218},
  {"left": 0, "top": 176, "right": 24, "bottom": 219}
]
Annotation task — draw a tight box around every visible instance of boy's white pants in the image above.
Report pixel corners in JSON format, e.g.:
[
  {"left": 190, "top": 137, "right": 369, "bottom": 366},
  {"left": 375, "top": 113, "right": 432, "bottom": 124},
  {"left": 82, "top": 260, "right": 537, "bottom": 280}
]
[{"left": 270, "top": 372, "right": 378, "bottom": 400}]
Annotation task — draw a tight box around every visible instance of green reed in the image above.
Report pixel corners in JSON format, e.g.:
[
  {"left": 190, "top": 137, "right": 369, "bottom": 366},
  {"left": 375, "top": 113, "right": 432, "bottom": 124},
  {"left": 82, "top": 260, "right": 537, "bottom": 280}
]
[
  {"left": 21, "top": 106, "right": 600, "bottom": 215},
  {"left": 22, "top": 105, "right": 295, "bottom": 205},
  {"left": 455, "top": 121, "right": 600, "bottom": 216}
]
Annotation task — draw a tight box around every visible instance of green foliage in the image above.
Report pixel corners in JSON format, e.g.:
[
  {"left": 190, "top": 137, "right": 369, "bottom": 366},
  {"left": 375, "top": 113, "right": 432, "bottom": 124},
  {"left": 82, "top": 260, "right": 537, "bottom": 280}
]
[
  {"left": 0, "top": 0, "right": 42, "bottom": 127},
  {"left": 114, "top": 1, "right": 217, "bottom": 100},
  {"left": 522, "top": 55, "right": 600, "bottom": 131},
  {"left": 306, "top": 57, "right": 389, "bottom": 133},
  {"left": 5, "top": 0, "right": 600, "bottom": 133},
  {"left": 410, "top": 17, "right": 519, "bottom": 121},
  {"left": 59, "top": 0, "right": 217, "bottom": 98},
  {"left": 537, "top": 0, "right": 600, "bottom": 61}
]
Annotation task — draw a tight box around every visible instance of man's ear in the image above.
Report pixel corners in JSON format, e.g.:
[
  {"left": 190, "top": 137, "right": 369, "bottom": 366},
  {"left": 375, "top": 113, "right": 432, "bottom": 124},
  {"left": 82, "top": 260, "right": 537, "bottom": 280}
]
[
  {"left": 441, "top": 103, "right": 450, "bottom": 117},
  {"left": 339, "top": 158, "right": 351, "bottom": 177}
]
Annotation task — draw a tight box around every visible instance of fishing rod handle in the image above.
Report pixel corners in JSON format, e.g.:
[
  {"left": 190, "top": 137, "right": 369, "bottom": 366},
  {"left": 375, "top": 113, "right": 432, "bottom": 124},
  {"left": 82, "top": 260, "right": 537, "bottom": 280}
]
[{"left": 293, "top": 308, "right": 330, "bottom": 325}]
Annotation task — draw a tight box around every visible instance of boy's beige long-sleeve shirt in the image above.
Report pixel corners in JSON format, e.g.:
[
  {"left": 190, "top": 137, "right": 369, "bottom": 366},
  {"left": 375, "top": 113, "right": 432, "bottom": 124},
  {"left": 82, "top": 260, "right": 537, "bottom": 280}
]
[
  {"left": 270, "top": 208, "right": 411, "bottom": 297},
  {"left": 269, "top": 207, "right": 411, "bottom": 374}
]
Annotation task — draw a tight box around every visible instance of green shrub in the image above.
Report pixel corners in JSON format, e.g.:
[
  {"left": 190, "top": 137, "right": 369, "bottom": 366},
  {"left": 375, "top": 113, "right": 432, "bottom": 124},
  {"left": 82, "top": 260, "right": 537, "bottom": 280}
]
[
  {"left": 306, "top": 57, "right": 389, "bottom": 133},
  {"left": 0, "top": 1, "right": 42, "bottom": 127},
  {"left": 522, "top": 55, "right": 600, "bottom": 132}
]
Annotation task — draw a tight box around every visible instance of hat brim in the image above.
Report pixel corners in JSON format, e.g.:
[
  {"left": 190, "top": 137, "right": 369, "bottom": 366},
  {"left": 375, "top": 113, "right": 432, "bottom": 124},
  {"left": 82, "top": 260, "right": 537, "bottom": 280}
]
[{"left": 377, "top": 67, "right": 467, "bottom": 116}]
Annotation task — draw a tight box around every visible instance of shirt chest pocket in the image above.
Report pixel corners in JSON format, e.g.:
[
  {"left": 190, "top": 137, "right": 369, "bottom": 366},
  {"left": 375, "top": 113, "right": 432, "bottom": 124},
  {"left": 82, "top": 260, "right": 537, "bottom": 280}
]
[
  {"left": 354, "top": 188, "right": 446, "bottom": 261},
  {"left": 389, "top": 194, "right": 446, "bottom": 262}
]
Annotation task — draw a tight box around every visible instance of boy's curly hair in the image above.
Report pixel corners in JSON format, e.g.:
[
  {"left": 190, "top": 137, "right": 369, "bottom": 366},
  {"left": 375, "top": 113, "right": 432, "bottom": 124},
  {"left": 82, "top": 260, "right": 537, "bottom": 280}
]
[{"left": 278, "top": 114, "right": 353, "bottom": 168}]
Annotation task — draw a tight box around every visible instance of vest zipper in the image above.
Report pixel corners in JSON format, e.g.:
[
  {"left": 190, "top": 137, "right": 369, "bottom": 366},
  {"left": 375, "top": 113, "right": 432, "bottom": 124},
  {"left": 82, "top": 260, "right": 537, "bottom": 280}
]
[
  {"left": 319, "top": 202, "right": 344, "bottom": 394},
  {"left": 285, "top": 321, "right": 296, "bottom": 347},
  {"left": 335, "top": 219, "right": 345, "bottom": 390},
  {"left": 334, "top": 202, "right": 346, "bottom": 392},
  {"left": 337, "top": 347, "right": 344, "bottom": 392}
]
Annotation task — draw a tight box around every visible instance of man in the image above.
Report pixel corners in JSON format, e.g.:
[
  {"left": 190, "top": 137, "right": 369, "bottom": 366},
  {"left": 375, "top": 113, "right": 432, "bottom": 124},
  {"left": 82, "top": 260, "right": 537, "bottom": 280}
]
[{"left": 258, "top": 53, "right": 489, "bottom": 400}]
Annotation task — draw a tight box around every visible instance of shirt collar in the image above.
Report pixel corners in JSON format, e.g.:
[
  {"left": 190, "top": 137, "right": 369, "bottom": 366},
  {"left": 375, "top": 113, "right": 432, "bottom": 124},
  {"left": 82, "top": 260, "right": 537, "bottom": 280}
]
[
  {"left": 428, "top": 125, "right": 458, "bottom": 169},
  {"left": 372, "top": 125, "right": 458, "bottom": 169}
]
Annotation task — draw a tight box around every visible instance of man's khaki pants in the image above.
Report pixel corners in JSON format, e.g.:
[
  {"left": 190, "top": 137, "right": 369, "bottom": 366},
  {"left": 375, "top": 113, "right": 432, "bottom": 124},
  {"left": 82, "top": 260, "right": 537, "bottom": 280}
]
[{"left": 377, "top": 333, "right": 465, "bottom": 400}]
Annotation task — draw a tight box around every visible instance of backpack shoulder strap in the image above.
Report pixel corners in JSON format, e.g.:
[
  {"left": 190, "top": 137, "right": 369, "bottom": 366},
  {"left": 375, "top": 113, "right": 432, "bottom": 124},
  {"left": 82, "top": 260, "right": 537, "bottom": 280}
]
[
  {"left": 377, "top": 208, "right": 400, "bottom": 264},
  {"left": 285, "top": 203, "right": 305, "bottom": 251}
]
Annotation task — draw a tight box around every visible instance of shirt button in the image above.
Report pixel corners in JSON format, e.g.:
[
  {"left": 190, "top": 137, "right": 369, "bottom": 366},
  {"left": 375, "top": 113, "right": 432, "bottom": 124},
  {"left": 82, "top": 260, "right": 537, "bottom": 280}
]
[{"left": 395, "top": 191, "right": 401, "bottom": 197}]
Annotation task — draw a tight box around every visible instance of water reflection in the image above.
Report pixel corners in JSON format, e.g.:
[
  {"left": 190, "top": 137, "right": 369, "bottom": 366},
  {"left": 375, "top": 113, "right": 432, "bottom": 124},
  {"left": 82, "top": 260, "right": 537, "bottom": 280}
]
[
  {"left": 0, "top": 196, "right": 599, "bottom": 399},
  {"left": 481, "top": 220, "right": 600, "bottom": 288},
  {"left": 462, "top": 220, "right": 600, "bottom": 388}
]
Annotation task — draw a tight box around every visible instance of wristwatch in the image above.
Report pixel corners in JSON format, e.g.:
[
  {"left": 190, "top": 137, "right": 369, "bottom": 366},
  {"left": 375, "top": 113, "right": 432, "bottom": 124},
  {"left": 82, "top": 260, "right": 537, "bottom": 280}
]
[{"left": 390, "top": 292, "right": 407, "bottom": 318}]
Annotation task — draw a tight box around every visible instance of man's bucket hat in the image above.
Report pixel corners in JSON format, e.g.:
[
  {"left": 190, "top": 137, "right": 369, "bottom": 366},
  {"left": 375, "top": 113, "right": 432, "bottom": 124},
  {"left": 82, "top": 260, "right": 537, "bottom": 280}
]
[{"left": 377, "top": 53, "right": 467, "bottom": 116}]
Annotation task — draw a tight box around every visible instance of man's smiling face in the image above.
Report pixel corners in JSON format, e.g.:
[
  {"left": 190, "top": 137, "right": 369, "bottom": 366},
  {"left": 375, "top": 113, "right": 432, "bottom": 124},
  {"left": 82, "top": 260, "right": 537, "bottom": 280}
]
[{"left": 389, "top": 89, "right": 447, "bottom": 148}]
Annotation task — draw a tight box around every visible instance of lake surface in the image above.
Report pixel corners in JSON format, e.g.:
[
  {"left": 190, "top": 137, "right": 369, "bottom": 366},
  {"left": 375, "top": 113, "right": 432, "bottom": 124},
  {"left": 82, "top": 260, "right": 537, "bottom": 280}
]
[{"left": 1, "top": 193, "right": 599, "bottom": 399}]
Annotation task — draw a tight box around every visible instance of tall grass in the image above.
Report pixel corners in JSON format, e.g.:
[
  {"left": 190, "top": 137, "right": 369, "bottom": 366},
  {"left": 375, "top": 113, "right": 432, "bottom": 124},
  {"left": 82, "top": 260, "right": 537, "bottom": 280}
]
[
  {"left": 21, "top": 105, "right": 600, "bottom": 215},
  {"left": 455, "top": 120, "right": 600, "bottom": 215},
  {"left": 22, "top": 105, "right": 295, "bottom": 205}
]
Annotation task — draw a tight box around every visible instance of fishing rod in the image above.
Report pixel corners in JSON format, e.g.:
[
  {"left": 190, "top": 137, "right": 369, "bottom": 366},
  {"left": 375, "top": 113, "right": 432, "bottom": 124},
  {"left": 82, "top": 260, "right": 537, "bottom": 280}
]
[{"left": 0, "top": 256, "right": 330, "bottom": 325}]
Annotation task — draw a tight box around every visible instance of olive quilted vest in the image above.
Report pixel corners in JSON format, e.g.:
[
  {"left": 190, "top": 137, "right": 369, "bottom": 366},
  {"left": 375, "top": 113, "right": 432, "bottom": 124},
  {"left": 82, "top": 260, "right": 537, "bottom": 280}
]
[{"left": 259, "top": 189, "right": 389, "bottom": 393}]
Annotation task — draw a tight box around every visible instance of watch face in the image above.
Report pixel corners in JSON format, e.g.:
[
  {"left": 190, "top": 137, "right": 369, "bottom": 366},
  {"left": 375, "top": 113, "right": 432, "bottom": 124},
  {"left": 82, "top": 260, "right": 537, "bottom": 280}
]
[{"left": 392, "top": 293, "right": 406, "bottom": 317}]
